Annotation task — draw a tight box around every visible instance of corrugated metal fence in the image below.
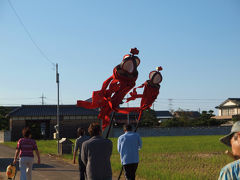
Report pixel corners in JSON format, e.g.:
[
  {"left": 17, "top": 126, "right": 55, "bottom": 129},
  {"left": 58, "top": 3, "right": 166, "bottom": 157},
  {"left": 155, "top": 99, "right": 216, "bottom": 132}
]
[{"left": 111, "top": 126, "right": 232, "bottom": 137}]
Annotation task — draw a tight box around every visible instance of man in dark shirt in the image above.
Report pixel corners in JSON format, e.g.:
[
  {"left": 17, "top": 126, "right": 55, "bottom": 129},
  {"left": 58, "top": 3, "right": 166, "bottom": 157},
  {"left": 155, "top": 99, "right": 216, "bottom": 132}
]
[
  {"left": 81, "top": 123, "right": 112, "bottom": 180},
  {"left": 73, "top": 128, "right": 89, "bottom": 180}
]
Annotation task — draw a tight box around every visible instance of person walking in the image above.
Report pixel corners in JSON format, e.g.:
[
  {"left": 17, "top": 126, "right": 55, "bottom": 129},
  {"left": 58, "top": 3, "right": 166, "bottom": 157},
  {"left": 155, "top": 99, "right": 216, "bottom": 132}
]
[
  {"left": 81, "top": 123, "right": 112, "bottom": 180},
  {"left": 73, "top": 127, "right": 90, "bottom": 180},
  {"left": 117, "top": 124, "right": 142, "bottom": 180},
  {"left": 218, "top": 121, "right": 240, "bottom": 180},
  {"left": 13, "top": 127, "right": 40, "bottom": 180}
]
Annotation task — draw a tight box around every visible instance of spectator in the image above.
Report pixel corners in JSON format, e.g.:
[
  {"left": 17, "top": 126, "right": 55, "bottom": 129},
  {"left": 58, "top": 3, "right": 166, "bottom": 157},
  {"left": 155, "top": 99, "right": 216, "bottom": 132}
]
[
  {"left": 73, "top": 127, "right": 89, "bottom": 180},
  {"left": 81, "top": 123, "right": 112, "bottom": 180},
  {"left": 218, "top": 121, "right": 240, "bottom": 180},
  {"left": 118, "top": 124, "right": 142, "bottom": 180},
  {"left": 13, "top": 127, "right": 40, "bottom": 180}
]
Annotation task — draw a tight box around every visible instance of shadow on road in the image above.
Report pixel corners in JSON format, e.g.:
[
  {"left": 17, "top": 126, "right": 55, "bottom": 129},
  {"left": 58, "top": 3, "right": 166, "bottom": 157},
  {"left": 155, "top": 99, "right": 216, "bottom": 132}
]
[
  {"left": 35, "top": 169, "right": 78, "bottom": 172},
  {"left": 33, "top": 163, "right": 54, "bottom": 169},
  {"left": 1, "top": 158, "right": 55, "bottom": 172},
  {"left": 0, "top": 158, "right": 19, "bottom": 172}
]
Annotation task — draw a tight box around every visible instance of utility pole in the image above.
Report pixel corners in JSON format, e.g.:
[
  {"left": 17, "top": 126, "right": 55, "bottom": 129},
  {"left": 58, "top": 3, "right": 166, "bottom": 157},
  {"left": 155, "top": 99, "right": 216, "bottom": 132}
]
[
  {"left": 168, "top": 99, "right": 173, "bottom": 113},
  {"left": 56, "top": 63, "right": 60, "bottom": 154},
  {"left": 127, "top": 95, "right": 129, "bottom": 124},
  {"left": 40, "top": 93, "right": 46, "bottom": 105}
]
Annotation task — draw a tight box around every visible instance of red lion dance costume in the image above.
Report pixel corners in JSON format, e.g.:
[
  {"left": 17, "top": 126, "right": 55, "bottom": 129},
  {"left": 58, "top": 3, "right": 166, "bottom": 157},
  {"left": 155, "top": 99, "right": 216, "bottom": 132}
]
[
  {"left": 116, "top": 67, "right": 163, "bottom": 121},
  {"left": 77, "top": 48, "right": 140, "bottom": 130}
]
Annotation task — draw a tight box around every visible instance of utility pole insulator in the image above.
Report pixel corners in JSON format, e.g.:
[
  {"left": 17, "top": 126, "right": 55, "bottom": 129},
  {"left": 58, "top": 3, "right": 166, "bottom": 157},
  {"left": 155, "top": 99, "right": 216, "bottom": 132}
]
[
  {"left": 56, "top": 73, "right": 59, "bottom": 83},
  {"left": 56, "top": 64, "right": 59, "bottom": 83}
]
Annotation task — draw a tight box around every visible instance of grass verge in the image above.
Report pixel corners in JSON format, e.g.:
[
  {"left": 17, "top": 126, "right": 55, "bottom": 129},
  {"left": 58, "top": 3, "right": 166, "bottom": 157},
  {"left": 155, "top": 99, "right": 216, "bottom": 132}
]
[{"left": 4, "top": 135, "right": 232, "bottom": 180}]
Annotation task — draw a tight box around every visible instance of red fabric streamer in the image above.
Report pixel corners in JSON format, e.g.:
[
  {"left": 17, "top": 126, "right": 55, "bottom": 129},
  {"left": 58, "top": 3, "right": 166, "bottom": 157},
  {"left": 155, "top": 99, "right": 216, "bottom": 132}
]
[
  {"left": 115, "top": 81, "right": 160, "bottom": 119},
  {"left": 115, "top": 67, "right": 163, "bottom": 121},
  {"left": 77, "top": 62, "right": 138, "bottom": 130}
]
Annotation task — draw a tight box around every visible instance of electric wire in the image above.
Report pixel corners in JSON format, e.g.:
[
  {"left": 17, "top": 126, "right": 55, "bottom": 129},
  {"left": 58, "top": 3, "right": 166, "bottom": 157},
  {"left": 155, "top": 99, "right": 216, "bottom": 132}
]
[
  {"left": 6, "top": 0, "right": 63, "bottom": 109},
  {"left": 7, "top": 0, "right": 55, "bottom": 68}
]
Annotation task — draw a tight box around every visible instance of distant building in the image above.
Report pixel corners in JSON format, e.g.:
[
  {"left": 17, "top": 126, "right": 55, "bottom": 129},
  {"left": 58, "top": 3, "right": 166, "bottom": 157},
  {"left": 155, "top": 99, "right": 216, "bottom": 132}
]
[
  {"left": 114, "top": 110, "right": 173, "bottom": 125},
  {"left": 214, "top": 98, "right": 240, "bottom": 121},
  {"left": 114, "top": 112, "right": 139, "bottom": 125},
  {"left": 174, "top": 111, "right": 200, "bottom": 120},
  {"left": 155, "top": 111, "right": 173, "bottom": 123},
  {"left": 7, "top": 105, "right": 99, "bottom": 141},
  {"left": 7, "top": 104, "right": 173, "bottom": 140}
]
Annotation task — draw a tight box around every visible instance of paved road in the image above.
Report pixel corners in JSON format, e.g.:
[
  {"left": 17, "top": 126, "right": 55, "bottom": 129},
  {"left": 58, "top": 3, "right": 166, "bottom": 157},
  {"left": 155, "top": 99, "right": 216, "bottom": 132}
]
[{"left": 0, "top": 144, "right": 118, "bottom": 180}]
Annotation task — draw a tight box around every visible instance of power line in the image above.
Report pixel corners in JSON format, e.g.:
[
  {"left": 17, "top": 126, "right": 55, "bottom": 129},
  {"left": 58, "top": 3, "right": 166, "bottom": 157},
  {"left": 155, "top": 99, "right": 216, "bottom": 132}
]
[
  {"left": 0, "top": 103, "right": 39, "bottom": 106},
  {"left": 7, "top": 0, "right": 55, "bottom": 68},
  {"left": 0, "top": 97, "right": 38, "bottom": 100},
  {"left": 159, "top": 98, "right": 225, "bottom": 101}
]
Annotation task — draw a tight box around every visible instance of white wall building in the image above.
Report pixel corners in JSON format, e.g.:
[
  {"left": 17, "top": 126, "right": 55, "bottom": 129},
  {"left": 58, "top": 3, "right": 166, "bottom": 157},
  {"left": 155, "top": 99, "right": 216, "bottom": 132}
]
[{"left": 215, "top": 98, "right": 240, "bottom": 120}]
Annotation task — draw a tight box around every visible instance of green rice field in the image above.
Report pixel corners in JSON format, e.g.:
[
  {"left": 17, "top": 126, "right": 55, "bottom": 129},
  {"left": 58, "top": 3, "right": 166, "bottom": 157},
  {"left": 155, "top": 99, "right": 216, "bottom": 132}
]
[{"left": 4, "top": 135, "right": 233, "bottom": 180}]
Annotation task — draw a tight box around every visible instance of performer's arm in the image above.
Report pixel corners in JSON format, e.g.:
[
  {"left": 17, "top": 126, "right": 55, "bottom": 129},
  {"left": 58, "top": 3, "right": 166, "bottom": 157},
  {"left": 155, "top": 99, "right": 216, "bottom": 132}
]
[
  {"left": 101, "top": 75, "right": 113, "bottom": 92},
  {"left": 126, "top": 88, "right": 143, "bottom": 103}
]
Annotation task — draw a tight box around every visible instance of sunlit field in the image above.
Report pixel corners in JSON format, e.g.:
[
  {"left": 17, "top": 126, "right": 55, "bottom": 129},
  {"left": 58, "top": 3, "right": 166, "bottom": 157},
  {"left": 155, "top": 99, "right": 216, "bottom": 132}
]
[{"left": 4, "top": 135, "right": 233, "bottom": 180}]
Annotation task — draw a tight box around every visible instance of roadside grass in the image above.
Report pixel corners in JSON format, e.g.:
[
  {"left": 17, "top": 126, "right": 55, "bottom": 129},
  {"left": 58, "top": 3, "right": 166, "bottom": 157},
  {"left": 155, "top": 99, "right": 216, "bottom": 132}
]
[{"left": 4, "top": 135, "right": 233, "bottom": 180}]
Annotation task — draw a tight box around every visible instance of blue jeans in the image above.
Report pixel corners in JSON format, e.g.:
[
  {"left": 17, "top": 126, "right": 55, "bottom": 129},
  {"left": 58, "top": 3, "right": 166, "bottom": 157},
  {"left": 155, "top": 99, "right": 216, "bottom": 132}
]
[{"left": 19, "top": 157, "right": 34, "bottom": 180}]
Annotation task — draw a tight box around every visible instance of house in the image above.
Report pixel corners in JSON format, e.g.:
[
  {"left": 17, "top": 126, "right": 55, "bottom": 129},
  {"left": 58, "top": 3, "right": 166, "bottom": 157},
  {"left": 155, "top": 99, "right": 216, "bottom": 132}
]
[
  {"left": 7, "top": 105, "right": 99, "bottom": 141},
  {"left": 7, "top": 104, "right": 174, "bottom": 140},
  {"left": 114, "top": 112, "right": 139, "bottom": 125},
  {"left": 214, "top": 98, "right": 240, "bottom": 121},
  {"left": 82, "top": 98, "right": 139, "bottom": 125},
  {"left": 114, "top": 110, "right": 173, "bottom": 125},
  {"left": 174, "top": 111, "right": 201, "bottom": 120},
  {"left": 155, "top": 111, "right": 173, "bottom": 123}
]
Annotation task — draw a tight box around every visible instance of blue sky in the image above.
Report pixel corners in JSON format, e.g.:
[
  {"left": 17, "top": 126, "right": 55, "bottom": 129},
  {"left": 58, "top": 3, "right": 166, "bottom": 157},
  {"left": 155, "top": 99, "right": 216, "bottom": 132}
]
[{"left": 0, "top": 0, "right": 239, "bottom": 114}]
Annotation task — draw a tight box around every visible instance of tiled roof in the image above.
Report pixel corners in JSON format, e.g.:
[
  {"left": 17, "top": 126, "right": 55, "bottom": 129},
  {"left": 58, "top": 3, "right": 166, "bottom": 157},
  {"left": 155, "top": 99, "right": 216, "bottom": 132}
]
[
  {"left": 228, "top": 98, "right": 240, "bottom": 105},
  {"left": 0, "top": 106, "right": 19, "bottom": 110},
  {"left": 216, "top": 98, "right": 240, "bottom": 108},
  {"left": 155, "top": 111, "right": 173, "bottom": 117},
  {"left": 7, "top": 105, "right": 99, "bottom": 117},
  {"left": 174, "top": 111, "right": 200, "bottom": 118}
]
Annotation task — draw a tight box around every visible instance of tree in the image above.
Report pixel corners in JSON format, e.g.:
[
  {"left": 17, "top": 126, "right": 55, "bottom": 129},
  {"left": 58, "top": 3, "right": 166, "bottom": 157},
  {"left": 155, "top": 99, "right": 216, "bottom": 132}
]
[
  {"left": 176, "top": 111, "right": 193, "bottom": 127},
  {"left": 232, "top": 115, "right": 240, "bottom": 122},
  {"left": 160, "top": 117, "right": 183, "bottom": 127},
  {"left": 193, "top": 110, "right": 221, "bottom": 126},
  {"left": 139, "top": 109, "right": 158, "bottom": 127},
  {"left": 0, "top": 106, "right": 12, "bottom": 130},
  {"left": 208, "top": 110, "right": 214, "bottom": 116},
  {"left": 160, "top": 109, "right": 221, "bottom": 127}
]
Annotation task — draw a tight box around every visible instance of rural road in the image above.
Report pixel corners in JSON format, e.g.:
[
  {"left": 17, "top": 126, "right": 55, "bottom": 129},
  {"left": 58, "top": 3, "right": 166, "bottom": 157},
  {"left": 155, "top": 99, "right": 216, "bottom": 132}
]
[{"left": 0, "top": 144, "right": 118, "bottom": 180}]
